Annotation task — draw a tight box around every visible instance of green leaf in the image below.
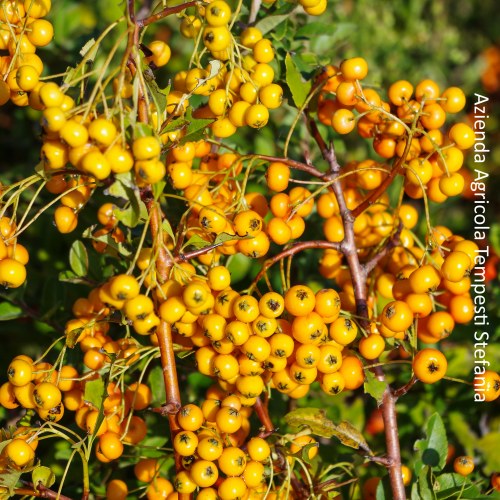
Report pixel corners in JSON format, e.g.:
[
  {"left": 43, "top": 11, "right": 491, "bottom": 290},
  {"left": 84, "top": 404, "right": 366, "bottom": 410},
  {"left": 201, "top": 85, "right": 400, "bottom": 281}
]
[
  {"left": 285, "top": 53, "right": 312, "bottom": 108},
  {"left": 490, "top": 223, "right": 500, "bottom": 255},
  {"left": 114, "top": 198, "right": 147, "bottom": 229},
  {"left": 0, "top": 466, "right": 23, "bottom": 495},
  {"left": 176, "top": 348, "right": 195, "bottom": 359},
  {"left": 0, "top": 301, "right": 24, "bottom": 321},
  {"left": 144, "top": 68, "right": 169, "bottom": 117},
  {"left": 32, "top": 466, "right": 56, "bottom": 490},
  {"left": 65, "top": 324, "right": 84, "bottom": 348},
  {"left": 213, "top": 232, "right": 241, "bottom": 245},
  {"left": 271, "top": 17, "right": 289, "bottom": 41},
  {"left": 183, "top": 234, "right": 211, "bottom": 250},
  {"left": 363, "top": 368, "right": 388, "bottom": 405},
  {"left": 416, "top": 466, "right": 435, "bottom": 500},
  {"left": 107, "top": 174, "right": 147, "bottom": 228},
  {"left": 107, "top": 172, "right": 137, "bottom": 200},
  {"left": 180, "top": 108, "right": 214, "bottom": 145},
  {"left": 139, "top": 435, "right": 169, "bottom": 453},
  {"left": 227, "top": 253, "right": 252, "bottom": 284},
  {"left": 449, "top": 412, "right": 477, "bottom": 457},
  {"left": 296, "top": 22, "right": 334, "bottom": 37},
  {"left": 84, "top": 377, "right": 105, "bottom": 408},
  {"left": 147, "top": 365, "right": 165, "bottom": 406},
  {"left": 159, "top": 115, "right": 189, "bottom": 135},
  {"left": 58, "top": 270, "right": 89, "bottom": 285},
  {"left": 255, "top": 14, "right": 290, "bottom": 36},
  {"left": 34, "top": 161, "right": 47, "bottom": 179},
  {"left": 69, "top": 240, "right": 88, "bottom": 277},
  {"left": 414, "top": 413, "right": 448, "bottom": 473},
  {"left": 410, "top": 483, "right": 420, "bottom": 500},
  {"left": 434, "top": 473, "right": 476, "bottom": 499},
  {"left": 476, "top": 432, "right": 500, "bottom": 474},
  {"left": 152, "top": 180, "right": 167, "bottom": 200},
  {"left": 162, "top": 219, "right": 176, "bottom": 242},
  {"left": 284, "top": 408, "right": 371, "bottom": 452},
  {"left": 134, "top": 122, "right": 154, "bottom": 139},
  {"left": 375, "top": 476, "right": 392, "bottom": 500},
  {"left": 299, "top": 442, "right": 319, "bottom": 466}
]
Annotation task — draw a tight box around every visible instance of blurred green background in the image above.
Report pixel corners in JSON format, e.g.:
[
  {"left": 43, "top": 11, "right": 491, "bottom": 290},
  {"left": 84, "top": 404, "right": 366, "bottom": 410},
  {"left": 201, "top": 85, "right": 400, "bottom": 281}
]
[{"left": 0, "top": 0, "right": 499, "bottom": 497}]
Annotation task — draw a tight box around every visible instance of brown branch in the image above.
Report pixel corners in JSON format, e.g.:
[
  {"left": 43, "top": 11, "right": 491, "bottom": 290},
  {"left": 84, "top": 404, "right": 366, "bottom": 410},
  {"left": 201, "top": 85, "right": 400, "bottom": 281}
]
[
  {"left": 309, "top": 118, "right": 371, "bottom": 326},
  {"left": 157, "top": 321, "right": 182, "bottom": 414},
  {"left": 363, "top": 223, "right": 403, "bottom": 276},
  {"left": 177, "top": 241, "right": 224, "bottom": 262},
  {"left": 381, "top": 389, "right": 405, "bottom": 499},
  {"left": 291, "top": 476, "right": 311, "bottom": 500},
  {"left": 308, "top": 117, "right": 407, "bottom": 499},
  {"left": 365, "top": 455, "right": 392, "bottom": 466},
  {"left": 255, "top": 397, "right": 274, "bottom": 433},
  {"left": 393, "top": 376, "right": 418, "bottom": 399},
  {"left": 127, "top": 0, "right": 136, "bottom": 23},
  {"left": 144, "top": 196, "right": 173, "bottom": 284},
  {"left": 18, "top": 482, "right": 73, "bottom": 500},
  {"left": 137, "top": 1, "right": 198, "bottom": 28},
  {"left": 156, "top": 320, "right": 187, "bottom": 487}
]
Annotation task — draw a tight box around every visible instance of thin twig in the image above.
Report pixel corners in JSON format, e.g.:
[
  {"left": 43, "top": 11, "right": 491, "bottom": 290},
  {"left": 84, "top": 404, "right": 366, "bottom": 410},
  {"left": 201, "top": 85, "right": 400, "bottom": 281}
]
[
  {"left": 363, "top": 223, "right": 403, "bottom": 276},
  {"left": 250, "top": 240, "right": 342, "bottom": 289},
  {"left": 393, "top": 376, "right": 418, "bottom": 399},
  {"left": 137, "top": 1, "right": 198, "bottom": 27}
]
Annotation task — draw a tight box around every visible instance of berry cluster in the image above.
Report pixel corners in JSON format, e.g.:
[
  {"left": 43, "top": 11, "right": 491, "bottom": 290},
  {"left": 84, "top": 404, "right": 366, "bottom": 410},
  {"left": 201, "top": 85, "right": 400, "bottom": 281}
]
[
  {"left": 318, "top": 58, "right": 473, "bottom": 201},
  {"left": 0, "top": 0, "right": 53, "bottom": 107},
  {"left": 174, "top": 3, "right": 284, "bottom": 135},
  {"left": 0, "top": 216, "right": 28, "bottom": 288}
]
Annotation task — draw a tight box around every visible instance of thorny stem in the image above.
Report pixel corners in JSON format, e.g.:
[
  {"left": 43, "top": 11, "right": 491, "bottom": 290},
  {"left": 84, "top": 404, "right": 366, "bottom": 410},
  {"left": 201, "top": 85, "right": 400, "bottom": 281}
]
[{"left": 308, "top": 118, "right": 407, "bottom": 499}]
